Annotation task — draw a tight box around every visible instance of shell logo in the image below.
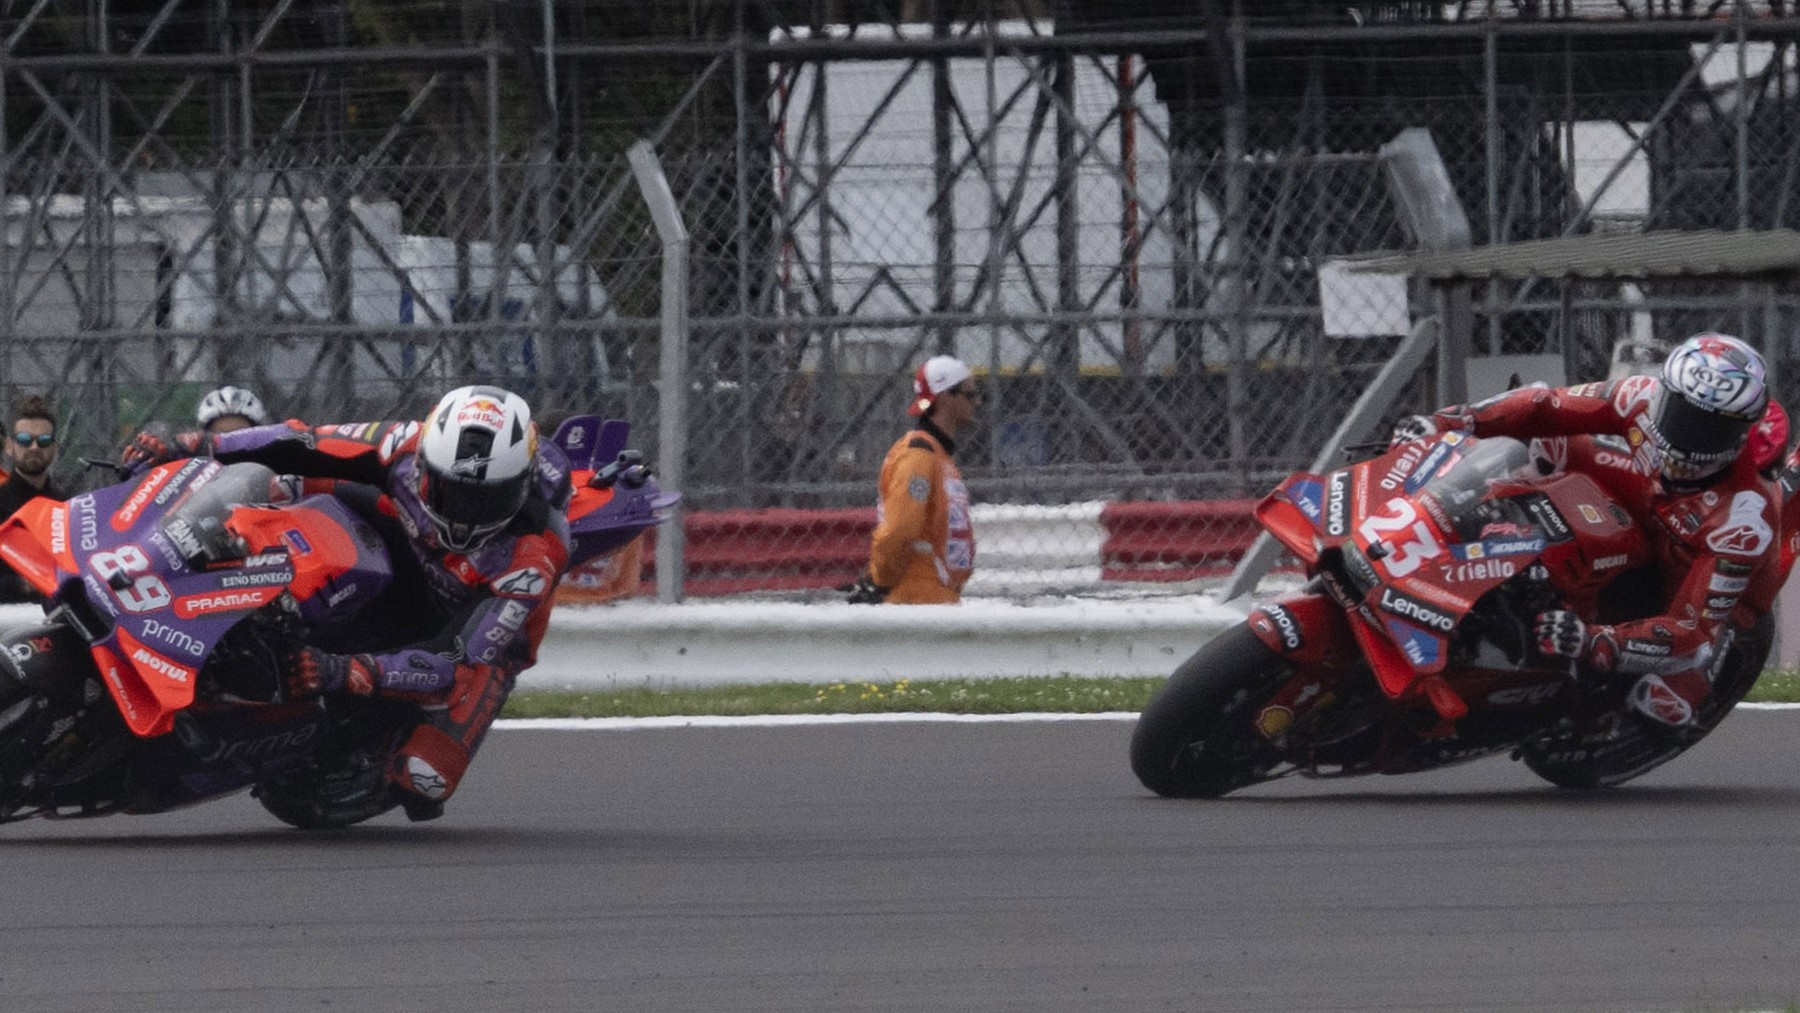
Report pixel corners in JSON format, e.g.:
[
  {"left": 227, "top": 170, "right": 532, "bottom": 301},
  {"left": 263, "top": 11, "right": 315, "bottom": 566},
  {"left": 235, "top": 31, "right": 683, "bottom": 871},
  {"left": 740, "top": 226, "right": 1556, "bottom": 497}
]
[{"left": 1254, "top": 705, "right": 1294, "bottom": 740}]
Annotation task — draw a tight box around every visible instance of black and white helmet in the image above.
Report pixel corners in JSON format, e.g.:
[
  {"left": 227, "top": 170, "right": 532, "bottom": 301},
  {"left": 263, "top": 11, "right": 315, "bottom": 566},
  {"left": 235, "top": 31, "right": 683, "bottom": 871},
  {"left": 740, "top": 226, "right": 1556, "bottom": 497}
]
[
  {"left": 1648, "top": 332, "right": 1770, "bottom": 484},
  {"left": 416, "top": 385, "right": 537, "bottom": 551},
  {"left": 196, "top": 385, "right": 269, "bottom": 429}
]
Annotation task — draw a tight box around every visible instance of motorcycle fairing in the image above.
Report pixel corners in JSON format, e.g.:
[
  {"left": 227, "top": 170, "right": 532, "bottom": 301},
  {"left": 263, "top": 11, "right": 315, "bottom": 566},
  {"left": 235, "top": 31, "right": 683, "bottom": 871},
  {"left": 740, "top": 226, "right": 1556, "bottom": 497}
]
[
  {"left": 551, "top": 415, "right": 681, "bottom": 569},
  {"left": 1245, "top": 593, "right": 1351, "bottom": 668},
  {"left": 1257, "top": 471, "right": 1328, "bottom": 565},
  {"left": 1276, "top": 434, "right": 1657, "bottom": 723},
  {"left": 551, "top": 415, "right": 630, "bottom": 472},
  {"left": 0, "top": 461, "right": 392, "bottom": 737},
  {"left": 223, "top": 499, "right": 389, "bottom": 625},
  {"left": 0, "top": 495, "right": 67, "bottom": 596}
]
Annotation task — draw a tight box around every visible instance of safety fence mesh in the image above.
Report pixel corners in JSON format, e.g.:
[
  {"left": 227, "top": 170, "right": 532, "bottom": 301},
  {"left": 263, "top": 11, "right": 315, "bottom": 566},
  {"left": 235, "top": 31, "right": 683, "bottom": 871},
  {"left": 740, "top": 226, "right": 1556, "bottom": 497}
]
[{"left": 5, "top": 2, "right": 1800, "bottom": 597}]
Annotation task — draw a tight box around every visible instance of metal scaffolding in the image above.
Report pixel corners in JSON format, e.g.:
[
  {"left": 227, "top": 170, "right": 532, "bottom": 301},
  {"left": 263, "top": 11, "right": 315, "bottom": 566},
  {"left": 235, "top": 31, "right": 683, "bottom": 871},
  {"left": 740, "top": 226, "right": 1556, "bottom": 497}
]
[{"left": 3, "top": 2, "right": 1800, "bottom": 512}]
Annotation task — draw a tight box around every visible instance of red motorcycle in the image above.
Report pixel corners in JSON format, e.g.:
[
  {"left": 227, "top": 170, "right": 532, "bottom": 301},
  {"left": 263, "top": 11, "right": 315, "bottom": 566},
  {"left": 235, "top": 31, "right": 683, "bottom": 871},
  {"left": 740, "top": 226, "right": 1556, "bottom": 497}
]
[{"left": 1130, "top": 432, "right": 1782, "bottom": 798}]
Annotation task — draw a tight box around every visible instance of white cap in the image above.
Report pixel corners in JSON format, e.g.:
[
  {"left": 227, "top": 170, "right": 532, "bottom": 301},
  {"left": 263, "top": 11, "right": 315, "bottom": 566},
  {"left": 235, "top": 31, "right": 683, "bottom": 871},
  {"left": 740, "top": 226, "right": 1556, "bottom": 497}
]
[{"left": 908, "top": 356, "right": 974, "bottom": 417}]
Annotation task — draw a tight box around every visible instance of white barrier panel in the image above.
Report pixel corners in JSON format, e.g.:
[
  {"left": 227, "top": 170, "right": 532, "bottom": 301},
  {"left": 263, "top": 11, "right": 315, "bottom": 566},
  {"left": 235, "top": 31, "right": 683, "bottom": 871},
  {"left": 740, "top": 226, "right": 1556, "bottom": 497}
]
[
  {"left": 968, "top": 501, "right": 1106, "bottom": 569},
  {"left": 964, "top": 501, "right": 1106, "bottom": 594},
  {"left": 529, "top": 597, "right": 1240, "bottom": 688}
]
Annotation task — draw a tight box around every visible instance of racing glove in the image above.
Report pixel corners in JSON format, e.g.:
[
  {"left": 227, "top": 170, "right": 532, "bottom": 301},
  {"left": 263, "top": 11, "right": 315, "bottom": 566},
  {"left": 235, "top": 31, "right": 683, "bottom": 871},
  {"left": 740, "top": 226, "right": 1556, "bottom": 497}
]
[
  {"left": 1533, "top": 610, "right": 1618, "bottom": 671},
  {"left": 286, "top": 646, "right": 379, "bottom": 700},
  {"left": 120, "top": 430, "right": 212, "bottom": 475},
  {"left": 1387, "top": 414, "right": 1439, "bottom": 448},
  {"left": 843, "top": 574, "right": 890, "bottom": 605},
  {"left": 119, "top": 432, "right": 173, "bottom": 473}
]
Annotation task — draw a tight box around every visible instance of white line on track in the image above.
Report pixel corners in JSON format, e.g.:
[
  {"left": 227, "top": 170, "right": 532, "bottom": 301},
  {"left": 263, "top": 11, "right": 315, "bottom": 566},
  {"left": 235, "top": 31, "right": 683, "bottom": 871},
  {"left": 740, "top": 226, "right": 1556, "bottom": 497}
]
[
  {"left": 497, "top": 702, "right": 1800, "bottom": 731},
  {"left": 496, "top": 711, "right": 1144, "bottom": 731}
]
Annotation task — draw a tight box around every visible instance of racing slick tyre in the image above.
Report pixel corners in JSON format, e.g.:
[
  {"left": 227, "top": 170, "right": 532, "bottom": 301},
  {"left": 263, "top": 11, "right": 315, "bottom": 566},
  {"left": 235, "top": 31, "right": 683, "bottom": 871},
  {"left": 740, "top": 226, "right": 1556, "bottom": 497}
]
[
  {"left": 253, "top": 701, "right": 408, "bottom": 829},
  {"left": 1519, "top": 612, "right": 1772, "bottom": 790},
  {"left": 255, "top": 758, "right": 397, "bottom": 830},
  {"left": 0, "top": 620, "right": 123, "bottom": 822},
  {"left": 1130, "top": 622, "right": 1293, "bottom": 799}
]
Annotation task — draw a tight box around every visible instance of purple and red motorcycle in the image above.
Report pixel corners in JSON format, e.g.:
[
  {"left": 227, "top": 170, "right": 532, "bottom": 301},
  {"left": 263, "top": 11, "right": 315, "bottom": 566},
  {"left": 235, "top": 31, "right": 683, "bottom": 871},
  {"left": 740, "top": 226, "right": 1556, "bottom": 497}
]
[{"left": 0, "top": 417, "right": 675, "bottom": 828}]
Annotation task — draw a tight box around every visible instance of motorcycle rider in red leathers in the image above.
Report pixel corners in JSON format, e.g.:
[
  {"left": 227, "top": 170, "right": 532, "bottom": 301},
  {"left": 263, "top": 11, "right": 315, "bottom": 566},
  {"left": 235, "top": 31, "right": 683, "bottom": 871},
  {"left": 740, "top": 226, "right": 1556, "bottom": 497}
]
[
  {"left": 1392, "top": 333, "right": 1786, "bottom": 730},
  {"left": 124, "top": 385, "right": 571, "bottom": 820}
]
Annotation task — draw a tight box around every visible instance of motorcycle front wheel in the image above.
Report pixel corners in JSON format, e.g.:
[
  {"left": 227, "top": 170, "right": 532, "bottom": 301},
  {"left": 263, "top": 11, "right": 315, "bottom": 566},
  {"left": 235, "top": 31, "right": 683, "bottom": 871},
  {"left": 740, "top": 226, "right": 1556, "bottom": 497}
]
[{"left": 1129, "top": 622, "right": 1293, "bottom": 798}]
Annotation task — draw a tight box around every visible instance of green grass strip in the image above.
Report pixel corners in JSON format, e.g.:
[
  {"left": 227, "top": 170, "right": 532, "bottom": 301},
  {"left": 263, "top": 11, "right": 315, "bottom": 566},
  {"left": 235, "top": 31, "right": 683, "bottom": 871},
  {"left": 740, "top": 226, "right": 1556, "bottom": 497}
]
[
  {"left": 503, "top": 668, "right": 1800, "bottom": 720},
  {"left": 504, "top": 675, "right": 1165, "bottom": 719},
  {"left": 1748, "top": 668, "right": 1800, "bottom": 704}
]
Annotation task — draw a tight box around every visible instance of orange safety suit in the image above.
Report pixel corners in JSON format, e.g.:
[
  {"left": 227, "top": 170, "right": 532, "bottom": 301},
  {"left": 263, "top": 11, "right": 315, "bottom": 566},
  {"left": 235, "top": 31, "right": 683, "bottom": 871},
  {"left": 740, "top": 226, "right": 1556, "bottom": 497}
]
[{"left": 868, "top": 425, "right": 974, "bottom": 603}]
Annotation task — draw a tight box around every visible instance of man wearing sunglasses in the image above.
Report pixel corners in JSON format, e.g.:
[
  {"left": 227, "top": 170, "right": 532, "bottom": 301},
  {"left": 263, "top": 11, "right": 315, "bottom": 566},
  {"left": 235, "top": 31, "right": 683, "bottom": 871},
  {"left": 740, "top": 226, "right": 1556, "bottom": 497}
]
[
  {"left": 0, "top": 394, "right": 68, "bottom": 602},
  {"left": 846, "top": 355, "right": 980, "bottom": 605}
]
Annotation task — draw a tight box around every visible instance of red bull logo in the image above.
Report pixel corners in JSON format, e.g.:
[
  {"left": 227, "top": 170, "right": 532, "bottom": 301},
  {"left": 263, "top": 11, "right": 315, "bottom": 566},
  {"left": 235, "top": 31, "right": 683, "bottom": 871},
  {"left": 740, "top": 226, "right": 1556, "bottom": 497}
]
[{"left": 456, "top": 398, "right": 506, "bottom": 430}]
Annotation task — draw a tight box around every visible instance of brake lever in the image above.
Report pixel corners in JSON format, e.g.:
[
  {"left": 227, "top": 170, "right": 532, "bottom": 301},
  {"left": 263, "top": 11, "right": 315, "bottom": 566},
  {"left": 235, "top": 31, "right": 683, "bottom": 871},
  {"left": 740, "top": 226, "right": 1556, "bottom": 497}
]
[{"left": 79, "top": 456, "right": 134, "bottom": 482}]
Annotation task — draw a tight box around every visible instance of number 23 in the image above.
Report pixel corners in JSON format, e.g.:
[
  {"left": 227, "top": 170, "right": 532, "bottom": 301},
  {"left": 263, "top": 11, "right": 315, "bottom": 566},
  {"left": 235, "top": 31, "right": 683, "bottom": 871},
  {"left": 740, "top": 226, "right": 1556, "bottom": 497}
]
[{"left": 1357, "top": 498, "right": 1441, "bottom": 578}]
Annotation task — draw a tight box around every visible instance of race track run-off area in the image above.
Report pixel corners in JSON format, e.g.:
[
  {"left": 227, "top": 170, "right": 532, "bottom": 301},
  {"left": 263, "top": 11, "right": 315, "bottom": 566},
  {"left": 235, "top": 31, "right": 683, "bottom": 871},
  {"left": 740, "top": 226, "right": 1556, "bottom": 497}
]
[{"left": 1, "top": 710, "right": 1798, "bottom": 1013}]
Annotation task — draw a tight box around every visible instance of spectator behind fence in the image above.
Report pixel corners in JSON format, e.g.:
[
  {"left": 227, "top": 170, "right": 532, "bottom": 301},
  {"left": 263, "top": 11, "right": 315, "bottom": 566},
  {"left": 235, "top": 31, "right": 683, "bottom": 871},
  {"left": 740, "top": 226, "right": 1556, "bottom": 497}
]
[
  {"left": 196, "top": 384, "right": 270, "bottom": 434},
  {"left": 0, "top": 394, "right": 69, "bottom": 602},
  {"left": 846, "top": 355, "right": 980, "bottom": 605},
  {"left": 120, "top": 385, "right": 272, "bottom": 476}
]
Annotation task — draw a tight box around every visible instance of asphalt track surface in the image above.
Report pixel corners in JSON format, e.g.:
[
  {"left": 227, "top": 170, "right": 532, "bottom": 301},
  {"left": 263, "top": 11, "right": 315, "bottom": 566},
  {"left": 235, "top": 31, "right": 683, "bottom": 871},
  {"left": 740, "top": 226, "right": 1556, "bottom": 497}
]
[{"left": 2, "top": 712, "right": 1799, "bottom": 1013}]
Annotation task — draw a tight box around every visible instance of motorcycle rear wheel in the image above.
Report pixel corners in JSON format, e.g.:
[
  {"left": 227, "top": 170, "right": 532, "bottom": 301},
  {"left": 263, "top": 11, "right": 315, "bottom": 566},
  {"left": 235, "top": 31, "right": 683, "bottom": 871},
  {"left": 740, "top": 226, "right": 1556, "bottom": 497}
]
[
  {"left": 1518, "top": 612, "right": 1772, "bottom": 789},
  {"left": 253, "top": 700, "right": 407, "bottom": 829},
  {"left": 255, "top": 761, "right": 396, "bottom": 830},
  {"left": 1130, "top": 623, "right": 1292, "bottom": 798}
]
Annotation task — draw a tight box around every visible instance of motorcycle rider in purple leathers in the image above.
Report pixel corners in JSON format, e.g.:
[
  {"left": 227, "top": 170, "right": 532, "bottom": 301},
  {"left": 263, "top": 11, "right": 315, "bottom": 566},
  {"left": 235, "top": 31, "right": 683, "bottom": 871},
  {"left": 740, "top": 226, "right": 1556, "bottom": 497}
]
[{"left": 124, "top": 385, "right": 571, "bottom": 821}]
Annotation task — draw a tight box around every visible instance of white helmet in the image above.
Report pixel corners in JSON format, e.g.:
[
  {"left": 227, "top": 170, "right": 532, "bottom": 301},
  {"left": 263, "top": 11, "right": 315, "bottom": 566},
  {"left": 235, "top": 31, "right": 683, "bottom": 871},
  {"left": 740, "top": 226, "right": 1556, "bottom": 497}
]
[
  {"left": 416, "top": 385, "right": 537, "bottom": 551},
  {"left": 197, "top": 385, "right": 269, "bottom": 429},
  {"left": 1649, "top": 332, "right": 1770, "bottom": 483}
]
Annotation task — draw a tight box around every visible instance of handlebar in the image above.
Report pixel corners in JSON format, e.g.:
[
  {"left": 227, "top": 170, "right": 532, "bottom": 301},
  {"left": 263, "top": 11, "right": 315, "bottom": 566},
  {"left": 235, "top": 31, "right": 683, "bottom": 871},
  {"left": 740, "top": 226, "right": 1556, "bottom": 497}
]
[{"left": 78, "top": 456, "right": 135, "bottom": 483}]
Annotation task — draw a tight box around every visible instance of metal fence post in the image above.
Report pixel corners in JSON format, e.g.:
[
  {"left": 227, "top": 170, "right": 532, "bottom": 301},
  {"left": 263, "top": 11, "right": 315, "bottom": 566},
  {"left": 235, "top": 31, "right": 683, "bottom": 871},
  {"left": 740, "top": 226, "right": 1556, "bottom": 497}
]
[{"left": 629, "top": 139, "right": 690, "bottom": 603}]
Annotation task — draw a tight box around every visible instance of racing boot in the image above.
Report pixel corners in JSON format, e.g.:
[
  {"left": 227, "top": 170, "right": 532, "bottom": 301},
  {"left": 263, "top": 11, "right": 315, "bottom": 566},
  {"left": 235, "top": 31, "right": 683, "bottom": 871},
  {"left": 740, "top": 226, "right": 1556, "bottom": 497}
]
[
  {"left": 386, "top": 723, "right": 470, "bottom": 823},
  {"left": 1626, "top": 672, "right": 1707, "bottom": 729}
]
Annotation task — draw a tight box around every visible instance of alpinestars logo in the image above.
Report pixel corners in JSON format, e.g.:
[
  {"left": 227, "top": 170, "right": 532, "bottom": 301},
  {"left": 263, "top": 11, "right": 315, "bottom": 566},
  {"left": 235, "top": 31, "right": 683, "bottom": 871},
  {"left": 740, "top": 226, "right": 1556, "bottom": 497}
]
[
  {"left": 494, "top": 567, "right": 549, "bottom": 598},
  {"left": 1705, "top": 491, "right": 1773, "bottom": 557},
  {"left": 378, "top": 421, "right": 420, "bottom": 464}
]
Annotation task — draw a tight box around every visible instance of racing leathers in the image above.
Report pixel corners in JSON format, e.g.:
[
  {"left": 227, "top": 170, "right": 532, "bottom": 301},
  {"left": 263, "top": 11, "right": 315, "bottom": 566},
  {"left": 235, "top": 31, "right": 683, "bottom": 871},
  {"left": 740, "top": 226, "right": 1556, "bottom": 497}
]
[
  {"left": 208, "top": 419, "right": 572, "bottom": 811},
  {"left": 867, "top": 419, "right": 974, "bottom": 604},
  {"left": 1408, "top": 377, "right": 1783, "bottom": 727}
]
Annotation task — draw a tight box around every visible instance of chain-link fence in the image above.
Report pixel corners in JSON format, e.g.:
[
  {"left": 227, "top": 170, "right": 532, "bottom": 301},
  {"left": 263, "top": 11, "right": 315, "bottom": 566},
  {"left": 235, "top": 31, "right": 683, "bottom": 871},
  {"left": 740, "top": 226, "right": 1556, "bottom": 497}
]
[{"left": 5, "top": 2, "right": 1800, "bottom": 598}]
